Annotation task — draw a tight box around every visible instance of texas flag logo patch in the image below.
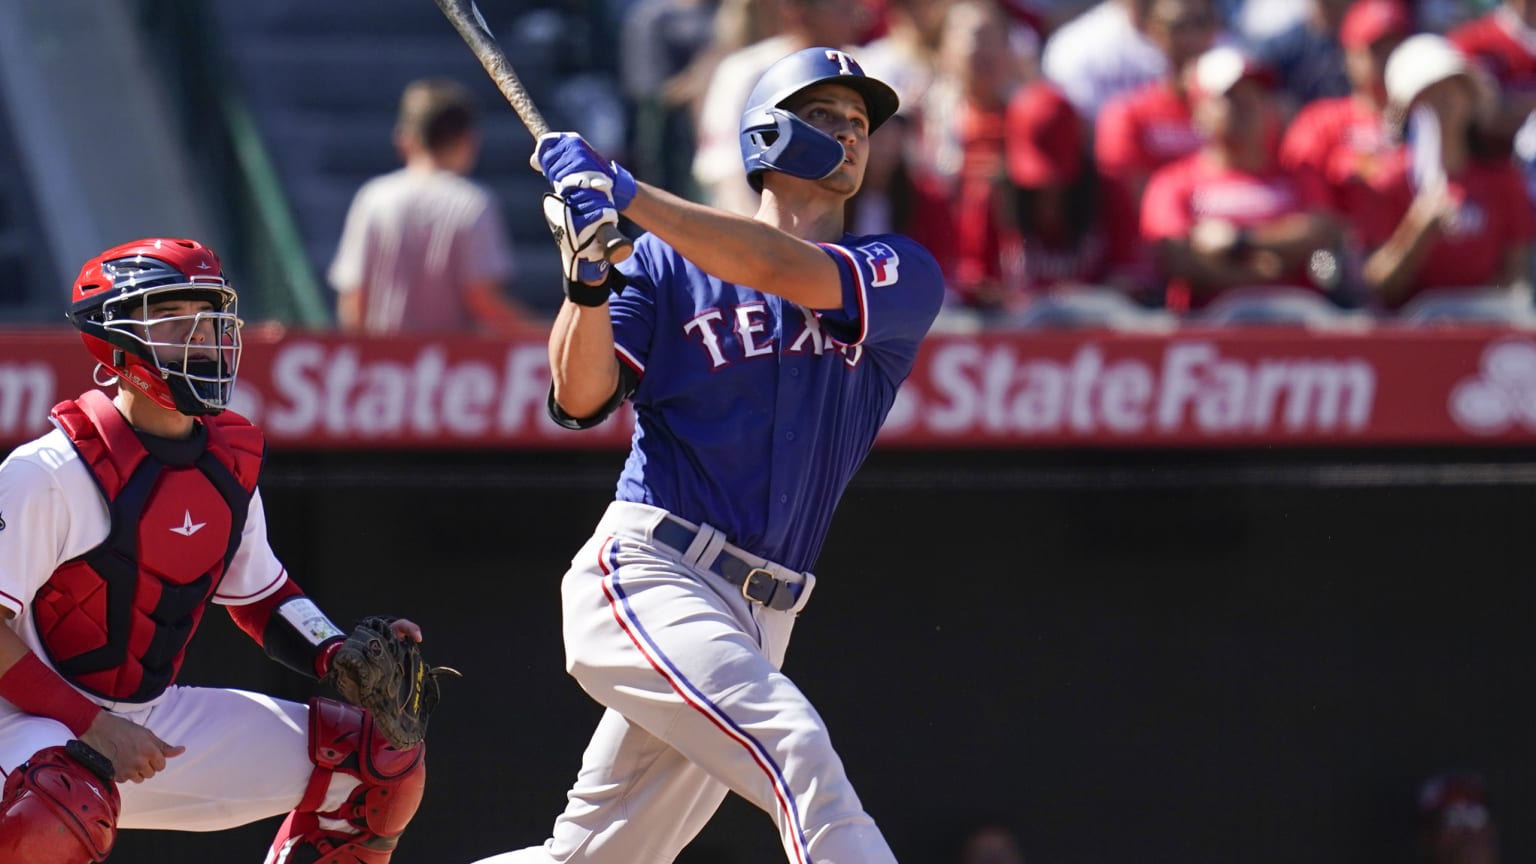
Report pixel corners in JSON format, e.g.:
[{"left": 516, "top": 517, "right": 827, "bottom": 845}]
[{"left": 857, "top": 242, "right": 900, "bottom": 287}]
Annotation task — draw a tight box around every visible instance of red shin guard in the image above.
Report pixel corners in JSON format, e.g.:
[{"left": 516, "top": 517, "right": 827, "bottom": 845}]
[{"left": 265, "top": 698, "right": 426, "bottom": 864}]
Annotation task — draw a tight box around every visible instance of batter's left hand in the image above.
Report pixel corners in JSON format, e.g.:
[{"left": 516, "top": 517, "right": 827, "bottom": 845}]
[
  {"left": 544, "top": 192, "right": 619, "bottom": 284},
  {"left": 533, "top": 132, "right": 636, "bottom": 211}
]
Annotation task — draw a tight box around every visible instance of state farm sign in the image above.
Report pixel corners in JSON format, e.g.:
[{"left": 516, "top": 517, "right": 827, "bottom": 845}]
[
  {"left": 1, "top": 327, "right": 1532, "bottom": 449},
  {"left": 884, "top": 339, "right": 1376, "bottom": 444},
  {"left": 232, "top": 342, "right": 589, "bottom": 440}
]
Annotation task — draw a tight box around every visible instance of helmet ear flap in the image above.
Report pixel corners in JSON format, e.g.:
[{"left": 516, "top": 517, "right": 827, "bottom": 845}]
[{"left": 742, "top": 107, "right": 846, "bottom": 192}]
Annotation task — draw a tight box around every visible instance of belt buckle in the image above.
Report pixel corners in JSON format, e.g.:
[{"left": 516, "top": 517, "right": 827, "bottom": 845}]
[{"left": 741, "top": 568, "right": 777, "bottom": 606}]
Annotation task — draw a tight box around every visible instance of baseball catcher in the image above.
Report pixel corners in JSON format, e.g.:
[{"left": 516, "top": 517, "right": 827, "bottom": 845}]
[{"left": 0, "top": 237, "right": 448, "bottom": 864}]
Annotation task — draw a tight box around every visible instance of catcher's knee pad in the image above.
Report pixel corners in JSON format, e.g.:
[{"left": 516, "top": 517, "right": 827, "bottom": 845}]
[
  {"left": 266, "top": 697, "right": 426, "bottom": 864},
  {"left": 0, "top": 740, "right": 120, "bottom": 864}
]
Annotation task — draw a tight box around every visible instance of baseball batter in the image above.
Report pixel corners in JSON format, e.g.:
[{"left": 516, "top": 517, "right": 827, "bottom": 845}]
[
  {"left": 474, "top": 48, "right": 944, "bottom": 864},
  {"left": 0, "top": 238, "right": 429, "bottom": 863}
]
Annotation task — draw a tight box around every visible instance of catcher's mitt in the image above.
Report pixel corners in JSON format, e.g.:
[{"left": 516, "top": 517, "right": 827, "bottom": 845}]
[{"left": 326, "top": 616, "right": 461, "bottom": 749}]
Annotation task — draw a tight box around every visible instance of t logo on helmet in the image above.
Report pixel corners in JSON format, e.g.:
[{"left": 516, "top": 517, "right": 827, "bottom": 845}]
[{"left": 824, "top": 50, "right": 855, "bottom": 76}]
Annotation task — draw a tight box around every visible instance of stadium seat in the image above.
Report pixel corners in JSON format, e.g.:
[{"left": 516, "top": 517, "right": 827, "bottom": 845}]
[
  {"left": 1010, "top": 285, "right": 1177, "bottom": 332},
  {"left": 1398, "top": 285, "right": 1536, "bottom": 327},
  {"left": 1194, "top": 285, "right": 1366, "bottom": 329}
]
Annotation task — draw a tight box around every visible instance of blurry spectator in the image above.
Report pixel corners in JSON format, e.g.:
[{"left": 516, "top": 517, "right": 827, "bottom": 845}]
[
  {"left": 714, "top": 0, "right": 792, "bottom": 48},
  {"left": 908, "top": 0, "right": 1029, "bottom": 311},
  {"left": 1094, "top": 0, "right": 1221, "bottom": 285},
  {"left": 1006, "top": 77, "right": 1136, "bottom": 294},
  {"left": 1279, "top": 0, "right": 1410, "bottom": 241},
  {"left": 1447, "top": 0, "right": 1536, "bottom": 200},
  {"left": 1251, "top": 0, "right": 1354, "bottom": 109},
  {"left": 649, "top": 0, "right": 787, "bottom": 200},
  {"left": 620, "top": 0, "right": 718, "bottom": 197},
  {"left": 1417, "top": 773, "right": 1499, "bottom": 864},
  {"left": 1001, "top": 0, "right": 1100, "bottom": 36},
  {"left": 1001, "top": 76, "right": 1177, "bottom": 328},
  {"left": 861, "top": 0, "right": 954, "bottom": 110},
  {"left": 1423, "top": 0, "right": 1501, "bottom": 34},
  {"left": 691, "top": 0, "right": 872, "bottom": 214},
  {"left": 1041, "top": 0, "right": 1169, "bottom": 119},
  {"left": 1096, "top": 0, "right": 1220, "bottom": 195},
  {"left": 1230, "top": 0, "right": 1310, "bottom": 42},
  {"left": 328, "top": 79, "right": 530, "bottom": 336},
  {"left": 1141, "top": 46, "right": 1344, "bottom": 315},
  {"left": 855, "top": 0, "right": 955, "bottom": 232},
  {"left": 1356, "top": 33, "right": 1534, "bottom": 319}
]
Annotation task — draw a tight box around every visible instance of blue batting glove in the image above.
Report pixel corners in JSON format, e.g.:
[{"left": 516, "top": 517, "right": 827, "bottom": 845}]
[
  {"left": 563, "top": 184, "right": 618, "bottom": 230},
  {"left": 533, "top": 132, "right": 637, "bottom": 211},
  {"left": 543, "top": 193, "right": 616, "bottom": 285}
]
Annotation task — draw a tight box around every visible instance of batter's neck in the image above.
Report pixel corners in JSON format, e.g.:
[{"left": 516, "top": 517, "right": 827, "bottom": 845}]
[{"left": 755, "top": 198, "right": 847, "bottom": 243}]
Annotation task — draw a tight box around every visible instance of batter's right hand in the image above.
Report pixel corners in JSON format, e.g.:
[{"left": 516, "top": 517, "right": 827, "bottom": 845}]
[{"left": 79, "top": 711, "right": 186, "bottom": 784}]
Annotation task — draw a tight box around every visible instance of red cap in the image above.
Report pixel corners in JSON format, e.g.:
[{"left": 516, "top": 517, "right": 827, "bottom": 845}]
[
  {"left": 1005, "top": 81, "right": 1083, "bottom": 188},
  {"left": 1340, "top": 0, "right": 1412, "bottom": 49}
]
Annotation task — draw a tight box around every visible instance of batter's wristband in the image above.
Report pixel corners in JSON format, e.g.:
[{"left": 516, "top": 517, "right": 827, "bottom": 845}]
[
  {"left": 563, "top": 269, "right": 625, "bottom": 307},
  {"left": 0, "top": 652, "right": 102, "bottom": 736}
]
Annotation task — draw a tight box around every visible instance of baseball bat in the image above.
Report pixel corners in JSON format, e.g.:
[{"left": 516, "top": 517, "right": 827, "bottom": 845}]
[{"left": 433, "top": 0, "right": 632, "bottom": 267}]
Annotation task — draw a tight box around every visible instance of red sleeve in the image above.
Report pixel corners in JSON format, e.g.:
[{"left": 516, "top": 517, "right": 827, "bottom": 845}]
[
  {"left": 226, "top": 576, "right": 346, "bottom": 678},
  {"left": 1140, "top": 161, "right": 1194, "bottom": 241},
  {"left": 1278, "top": 106, "right": 1327, "bottom": 175},
  {"left": 1291, "top": 164, "right": 1334, "bottom": 212},
  {"left": 1094, "top": 97, "right": 1140, "bottom": 180},
  {"left": 226, "top": 576, "right": 303, "bottom": 644}
]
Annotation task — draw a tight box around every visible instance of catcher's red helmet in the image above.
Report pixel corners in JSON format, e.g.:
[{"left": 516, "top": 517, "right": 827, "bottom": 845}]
[{"left": 67, "top": 238, "right": 242, "bottom": 416}]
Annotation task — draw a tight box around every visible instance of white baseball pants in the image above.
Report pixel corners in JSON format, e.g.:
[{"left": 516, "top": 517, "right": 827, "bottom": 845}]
[{"left": 475, "top": 501, "right": 895, "bottom": 864}]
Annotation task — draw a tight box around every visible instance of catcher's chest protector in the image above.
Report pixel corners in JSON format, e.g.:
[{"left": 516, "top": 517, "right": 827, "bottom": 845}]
[{"left": 36, "top": 390, "right": 262, "bottom": 702}]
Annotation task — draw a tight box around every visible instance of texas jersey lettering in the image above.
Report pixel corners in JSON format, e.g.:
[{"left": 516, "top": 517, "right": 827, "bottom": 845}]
[{"left": 608, "top": 231, "right": 941, "bottom": 572}]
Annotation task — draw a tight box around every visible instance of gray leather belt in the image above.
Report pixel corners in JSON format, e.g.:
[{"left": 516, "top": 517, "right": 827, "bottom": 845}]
[{"left": 652, "top": 517, "right": 803, "bottom": 612}]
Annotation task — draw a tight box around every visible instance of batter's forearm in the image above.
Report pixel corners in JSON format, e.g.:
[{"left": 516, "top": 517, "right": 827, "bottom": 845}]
[
  {"left": 623, "top": 183, "right": 843, "bottom": 309},
  {"left": 549, "top": 301, "right": 622, "bottom": 420}
]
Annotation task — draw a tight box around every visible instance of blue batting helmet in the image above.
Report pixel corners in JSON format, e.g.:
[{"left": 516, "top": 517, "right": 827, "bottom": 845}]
[{"left": 740, "top": 47, "right": 900, "bottom": 192}]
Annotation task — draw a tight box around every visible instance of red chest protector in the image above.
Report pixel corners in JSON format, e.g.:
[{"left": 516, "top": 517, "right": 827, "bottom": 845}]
[{"left": 35, "top": 390, "right": 265, "bottom": 703}]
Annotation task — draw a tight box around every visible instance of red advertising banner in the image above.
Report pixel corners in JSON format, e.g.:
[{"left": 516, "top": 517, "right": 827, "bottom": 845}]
[{"left": 3, "top": 326, "right": 1536, "bottom": 449}]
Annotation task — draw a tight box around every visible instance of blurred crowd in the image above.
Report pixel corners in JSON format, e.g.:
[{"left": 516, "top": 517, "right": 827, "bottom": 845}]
[{"left": 584, "top": 0, "right": 1536, "bottom": 330}]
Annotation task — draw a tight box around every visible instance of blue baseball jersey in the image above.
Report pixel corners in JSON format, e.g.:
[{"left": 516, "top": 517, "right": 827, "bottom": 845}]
[{"left": 606, "top": 231, "right": 944, "bottom": 573}]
